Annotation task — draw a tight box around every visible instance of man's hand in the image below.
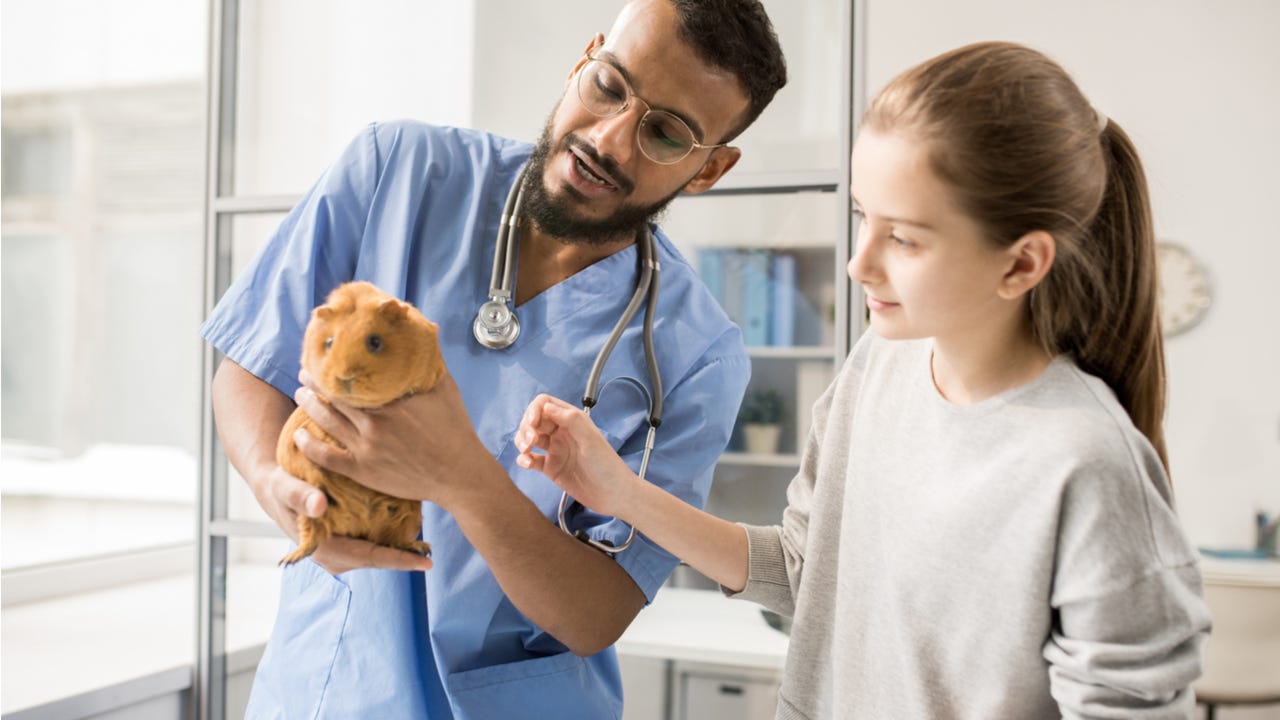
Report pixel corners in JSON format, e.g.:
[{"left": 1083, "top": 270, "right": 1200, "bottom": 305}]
[
  {"left": 211, "top": 358, "right": 432, "bottom": 575},
  {"left": 281, "top": 365, "right": 646, "bottom": 654},
  {"left": 291, "top": 369, "right": 496, "bottom": 512},
  {"left": 254, "top": 464, "right": 434, "bottom": 574}
]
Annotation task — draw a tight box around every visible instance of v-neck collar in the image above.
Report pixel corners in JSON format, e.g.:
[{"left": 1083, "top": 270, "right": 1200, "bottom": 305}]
[{"left": 507, "top": 238, "right": 642, "bottom": 351}]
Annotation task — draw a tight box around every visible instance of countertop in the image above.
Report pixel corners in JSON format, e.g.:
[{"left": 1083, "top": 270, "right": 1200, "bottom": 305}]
[
  {"left": 616, "top": 587, "right": 790, "bottom": 671},
  {"left": 1199, "top": 553, "right": 1280, "bottom": 586},
  {"left": 3, "top": 577, "right": 785, "bottom": 716}
]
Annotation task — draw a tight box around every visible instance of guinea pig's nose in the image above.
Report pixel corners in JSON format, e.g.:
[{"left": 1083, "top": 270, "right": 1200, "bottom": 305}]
[{"left": 338, "top": 376, "right": 354, "bottom": 394}]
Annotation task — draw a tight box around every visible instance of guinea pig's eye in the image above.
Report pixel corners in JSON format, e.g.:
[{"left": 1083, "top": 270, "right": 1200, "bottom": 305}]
[
  {"left": 366, "top": 334, "right": 383, "bottom": 354},
  {"left": 324, "top": 337, "right": 334, "bottom": 351}
]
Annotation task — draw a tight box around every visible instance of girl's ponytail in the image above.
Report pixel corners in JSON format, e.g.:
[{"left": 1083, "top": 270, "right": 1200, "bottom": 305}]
[{"left": 1074, "top": 121, "right": 1168, "bottom": 472}]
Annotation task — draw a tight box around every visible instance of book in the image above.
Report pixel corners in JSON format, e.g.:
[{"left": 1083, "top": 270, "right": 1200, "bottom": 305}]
[
  {"left": 770, "top": 252, "right": 796, "bottom": 346},
  {"left": 699, "top": 248, "right": 725, "bottom": 307},
  {"left": 740, "top": 250, "right": 772, "bottom": 346}
]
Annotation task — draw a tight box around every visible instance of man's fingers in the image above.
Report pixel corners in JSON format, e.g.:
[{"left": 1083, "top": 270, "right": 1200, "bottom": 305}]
[
  {"left": 294, "top": 426, "right": 357, "bottom": 478},
  {"left": 271, "top": 467, "right": 327, "bottom": 519}
]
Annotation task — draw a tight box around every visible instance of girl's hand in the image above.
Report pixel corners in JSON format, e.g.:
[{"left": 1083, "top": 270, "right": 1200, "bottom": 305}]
[{"left": 515, "top": 394, "right": 638, "bottom": 519}]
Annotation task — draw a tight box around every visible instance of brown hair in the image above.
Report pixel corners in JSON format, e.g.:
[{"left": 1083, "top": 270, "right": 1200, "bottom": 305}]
[{"left": 862, "top": 41, "right": 1168, "bottom": 475}]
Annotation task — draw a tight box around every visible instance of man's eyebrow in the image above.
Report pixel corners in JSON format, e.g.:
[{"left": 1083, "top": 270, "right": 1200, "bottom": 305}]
[{"left": 596, "top": 49, "right": 708, "bottom": 142}]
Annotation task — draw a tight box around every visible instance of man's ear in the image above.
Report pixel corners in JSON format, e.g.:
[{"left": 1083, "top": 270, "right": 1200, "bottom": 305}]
[
  {"left": 998, "top": 230, "right": 1055, "bottom": 300},
  {"left": 680, "top": 146, "right": 743, "bottom": 195},
  {"left": 567, "top": 33, "right": 606, "bottom": 83}
]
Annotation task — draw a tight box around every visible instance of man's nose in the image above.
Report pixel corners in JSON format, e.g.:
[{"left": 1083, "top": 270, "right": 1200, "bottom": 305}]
[{"left": 586, "top": 106, "right": 642, "bottom": 166}]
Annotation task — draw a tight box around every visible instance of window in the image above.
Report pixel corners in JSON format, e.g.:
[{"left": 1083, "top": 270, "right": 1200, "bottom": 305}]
[{"left": 1, "top": 0, "right": 207, "bottom": 592}]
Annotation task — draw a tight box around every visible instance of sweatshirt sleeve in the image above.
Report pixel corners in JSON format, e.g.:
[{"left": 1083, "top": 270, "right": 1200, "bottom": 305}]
[
  {"left": 724, "top": 370, "right": 838, "bottom": 616},
  {"left": 1043, "top": 433, "right": 1211, "bottom": 718}
]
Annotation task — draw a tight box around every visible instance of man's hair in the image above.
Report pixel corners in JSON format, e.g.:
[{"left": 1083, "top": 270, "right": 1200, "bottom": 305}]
[{"left": 670, "top": 0, "right": 787, "bottom": 142}]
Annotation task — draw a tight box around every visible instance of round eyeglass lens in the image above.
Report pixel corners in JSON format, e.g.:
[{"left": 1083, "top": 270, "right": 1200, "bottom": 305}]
[
  {"left": 577, "top": 59, "right": 697, "bottom": 165},
  {"left": 637, "top": 112, "right": 695, "bottom": 164}
]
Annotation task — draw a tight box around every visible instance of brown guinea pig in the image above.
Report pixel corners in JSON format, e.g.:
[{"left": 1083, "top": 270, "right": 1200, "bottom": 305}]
[{"left": 276, "top": 281, "right": 444, "bottom": 567}]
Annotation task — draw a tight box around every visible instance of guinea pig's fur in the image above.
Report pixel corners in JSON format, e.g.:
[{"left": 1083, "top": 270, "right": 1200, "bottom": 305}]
[{"left": 276, "top": 281, "right": 444, "bottom": 566}]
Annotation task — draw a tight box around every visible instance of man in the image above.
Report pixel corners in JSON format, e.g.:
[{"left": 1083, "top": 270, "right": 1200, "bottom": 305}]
[{"left": 203, "top": 0, "right": 786, "bottom": 716}]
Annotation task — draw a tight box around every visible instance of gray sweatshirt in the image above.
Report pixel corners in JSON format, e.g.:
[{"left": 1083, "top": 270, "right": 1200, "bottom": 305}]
[{"left": 729, "top": 332, "right": 1210, "bottom": 719}]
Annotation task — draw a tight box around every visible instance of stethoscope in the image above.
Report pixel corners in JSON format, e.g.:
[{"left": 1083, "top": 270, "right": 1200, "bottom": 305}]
[{"left": 473, "top": 164, "right": 663, "bottom": 555}]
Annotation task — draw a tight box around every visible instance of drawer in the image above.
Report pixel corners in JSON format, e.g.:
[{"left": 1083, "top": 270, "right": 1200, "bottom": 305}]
[{"left": 680, "top": 669, "right": 779, "bottom": 720}]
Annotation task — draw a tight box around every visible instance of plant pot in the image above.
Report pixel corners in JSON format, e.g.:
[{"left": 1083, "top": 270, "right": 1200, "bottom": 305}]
[{"left": 742, "top": 423, "right": 782, "bottom": 455}]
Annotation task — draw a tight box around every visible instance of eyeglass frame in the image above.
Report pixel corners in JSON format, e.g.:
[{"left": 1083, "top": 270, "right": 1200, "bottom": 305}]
[{"left": 575, "top": 51, "right": 729, "bottom": 165}]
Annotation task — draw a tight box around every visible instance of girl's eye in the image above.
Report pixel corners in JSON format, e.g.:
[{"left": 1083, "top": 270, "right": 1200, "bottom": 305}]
[
  {"left": 850, "top": 207, "right": 866, "bottom": 224},
  {"left": 890, "top": 233, "right": 914, "bottom": 249}
]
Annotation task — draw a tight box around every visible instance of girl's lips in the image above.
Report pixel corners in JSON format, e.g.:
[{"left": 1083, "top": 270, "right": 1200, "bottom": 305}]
[{"left": 865, "top": 294, "right": 898, "bottom": 312}]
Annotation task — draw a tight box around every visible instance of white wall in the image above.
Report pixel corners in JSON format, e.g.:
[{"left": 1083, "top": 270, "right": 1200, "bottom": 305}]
[
  {"left": 234, "top": 0, "right": 476, "bottom": 196},
  {"left": 1, "top": 0, "right": 205, "bottom": 92},
  {"left": 864, "top": 0, "right": 1280, "bottom": 550}
]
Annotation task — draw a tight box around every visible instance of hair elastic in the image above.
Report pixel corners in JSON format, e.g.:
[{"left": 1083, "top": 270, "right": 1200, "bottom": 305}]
[{"left": 1093, "top": 106, "right": 1108, "bottom": 133}]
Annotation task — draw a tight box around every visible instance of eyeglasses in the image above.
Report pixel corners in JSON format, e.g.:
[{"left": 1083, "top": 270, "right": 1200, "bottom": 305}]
[{"left": 576, "top": 53, "right": 727, "bottom": 165}]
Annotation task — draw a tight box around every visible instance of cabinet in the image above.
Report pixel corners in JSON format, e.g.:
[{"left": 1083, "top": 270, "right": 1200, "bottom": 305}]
[
  {"left": 616, "top": 588, "right": 789, "bottom": 720},
  {"left": 677, "top": 662, "right": 781, "bottom": 720},
  {"left": 658, "top": 0, "right": 859, "bottom": 579}
]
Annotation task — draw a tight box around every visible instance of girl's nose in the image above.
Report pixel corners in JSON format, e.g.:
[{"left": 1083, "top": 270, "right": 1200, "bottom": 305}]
[{"left": 848, "top": 225, "right": 879, "bottom": 283}]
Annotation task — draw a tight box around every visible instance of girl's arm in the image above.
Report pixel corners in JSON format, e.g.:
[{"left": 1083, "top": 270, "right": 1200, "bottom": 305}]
[{"left": 516, "top": 394, "right": 750, "bottom": 592}]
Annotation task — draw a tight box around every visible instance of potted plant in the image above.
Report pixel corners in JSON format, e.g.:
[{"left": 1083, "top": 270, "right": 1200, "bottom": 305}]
[{"left": 738, "top": 388, "right": 785, "bottom": 454}]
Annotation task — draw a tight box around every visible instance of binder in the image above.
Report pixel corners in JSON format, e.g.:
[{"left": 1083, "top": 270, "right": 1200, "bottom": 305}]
[
  {"left": 770, "top": 252, "right": 796, "bottom": 346},
  {"left": 719, "top": 250, "right": 746, "bottom": 329},
  {"left": 699, "top": 248, "right": 725, "bottom": 308},
  {"left": 740, "top": 250, "right": 772, "bottom": 346}
]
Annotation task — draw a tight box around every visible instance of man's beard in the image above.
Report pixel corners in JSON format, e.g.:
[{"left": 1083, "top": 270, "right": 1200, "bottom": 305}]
[{"left": 520, "top": 116, "right": 684, "bottom": 245}]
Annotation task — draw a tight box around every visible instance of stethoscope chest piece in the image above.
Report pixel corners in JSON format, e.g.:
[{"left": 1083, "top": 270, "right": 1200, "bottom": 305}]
[{"left": 473, "top": 297, "right": 520, "bottom": 349}]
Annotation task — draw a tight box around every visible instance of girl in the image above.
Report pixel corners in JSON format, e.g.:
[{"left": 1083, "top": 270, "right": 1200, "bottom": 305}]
[{"left": 516, "top": 42, "right": 1210, "bottom": 719}]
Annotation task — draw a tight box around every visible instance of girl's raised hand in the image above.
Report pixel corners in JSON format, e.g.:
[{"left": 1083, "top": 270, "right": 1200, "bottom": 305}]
[{"left": 515, "top": 394, "right": 638, "bottom": 519}]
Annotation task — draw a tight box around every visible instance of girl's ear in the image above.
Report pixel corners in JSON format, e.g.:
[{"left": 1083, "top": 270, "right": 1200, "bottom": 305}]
[{"left": 999, "top": 230, "right": 1055, "bottom": 300}]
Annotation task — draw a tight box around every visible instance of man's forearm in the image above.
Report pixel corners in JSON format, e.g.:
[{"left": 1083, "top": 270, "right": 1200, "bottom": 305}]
[
  {"left": 211, "top": 359, "right": 293, "bottom": 487},
  {"left": 444, "top": 465, "right": 647, "bottom": 657}
]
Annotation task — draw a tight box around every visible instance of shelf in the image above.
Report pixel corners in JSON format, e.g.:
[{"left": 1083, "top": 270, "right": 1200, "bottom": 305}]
[
  {"left": 745, "top": 346, "right": 834, "bottom": 360},
  {"left": 718, "top": 452, "right": 801, "bottom": 468},
  {"left": 699, "top": 169, "right": 842, "bottom": 196}
]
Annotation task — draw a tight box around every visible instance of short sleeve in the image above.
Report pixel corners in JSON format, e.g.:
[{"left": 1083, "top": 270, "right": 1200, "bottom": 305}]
[{"left": 199, "top": 124, "right": 381, "bottom": 395}]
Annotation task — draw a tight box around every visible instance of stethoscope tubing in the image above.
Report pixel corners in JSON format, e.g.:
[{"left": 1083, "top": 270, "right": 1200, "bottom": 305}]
[{"left": 477, "top": 162, "right": 662, "bottom": 555}]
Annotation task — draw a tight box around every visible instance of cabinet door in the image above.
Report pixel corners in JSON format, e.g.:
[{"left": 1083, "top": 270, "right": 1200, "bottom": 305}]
[
  {"left": 662, "top": 191, "right": 845, "bottom": 458},
  {"left": 661, "top": 189, "right": 848, "bottom": 572},
  {"left": 680, "top": 668, "right": 780, "bottom": 720},
  {"left": 655, "top": 0, "right": 854, "bottom": 559}
]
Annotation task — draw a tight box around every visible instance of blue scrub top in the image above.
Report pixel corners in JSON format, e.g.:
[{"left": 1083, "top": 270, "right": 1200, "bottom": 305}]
[{"left": 201, "top": 121, "right": 750, "bottom": 719}]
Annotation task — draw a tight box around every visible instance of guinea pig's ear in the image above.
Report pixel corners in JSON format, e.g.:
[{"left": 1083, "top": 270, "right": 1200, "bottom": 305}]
[
  {"left": 377, "top": 298, "right": 411, "bottom": 322},
  {"left": 314, "top": 306, "right": 334, "bottom": 322}
]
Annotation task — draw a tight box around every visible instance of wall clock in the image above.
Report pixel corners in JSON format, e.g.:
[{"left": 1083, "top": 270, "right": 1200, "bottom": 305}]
[{"left": 1155, "top": 241, "right": 1211, "bottom": 336}]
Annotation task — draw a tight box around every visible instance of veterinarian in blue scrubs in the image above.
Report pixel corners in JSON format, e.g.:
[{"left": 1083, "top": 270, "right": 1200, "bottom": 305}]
[{"left": 200, "top": 1, "right": 787, "bottom": 717}]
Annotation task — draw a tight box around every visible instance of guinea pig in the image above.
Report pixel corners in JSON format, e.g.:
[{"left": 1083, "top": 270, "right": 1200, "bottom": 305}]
[{"left": 276, "top": 281, "right": 444, "bottom": 566}]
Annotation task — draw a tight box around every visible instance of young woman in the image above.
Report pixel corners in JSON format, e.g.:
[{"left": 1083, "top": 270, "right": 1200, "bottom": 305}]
[{"left": 516, "top": 41, "right": 1210, "bottom": 719}]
